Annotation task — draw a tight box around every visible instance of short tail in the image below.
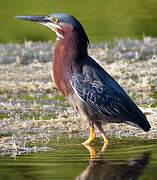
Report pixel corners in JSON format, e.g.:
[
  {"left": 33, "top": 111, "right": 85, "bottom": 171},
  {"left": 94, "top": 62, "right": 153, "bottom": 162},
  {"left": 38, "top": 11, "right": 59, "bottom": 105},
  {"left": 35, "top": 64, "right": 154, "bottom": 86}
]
[
  {"left": 140, "top": 120, "right": 151, "bottom": 132},
  {"left": 129, "top": 111, "right": 151, "bottom": 132},
  {"left": 135, "top": 108, "right": 151, "bottom": 132},
  {"left": 125, "top": 104, "right": 151, "bottom": 132}
]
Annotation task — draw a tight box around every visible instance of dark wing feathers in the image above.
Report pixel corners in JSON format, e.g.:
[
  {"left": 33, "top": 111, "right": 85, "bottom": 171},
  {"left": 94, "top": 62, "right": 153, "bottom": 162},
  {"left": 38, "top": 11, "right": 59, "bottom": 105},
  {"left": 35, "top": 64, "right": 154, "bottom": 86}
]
[
  {"left": 71, "top": 56, "right": 151, "bottom": 131},
  {"left": 72, "top": 74, "right": 130, "bottom": 119}
]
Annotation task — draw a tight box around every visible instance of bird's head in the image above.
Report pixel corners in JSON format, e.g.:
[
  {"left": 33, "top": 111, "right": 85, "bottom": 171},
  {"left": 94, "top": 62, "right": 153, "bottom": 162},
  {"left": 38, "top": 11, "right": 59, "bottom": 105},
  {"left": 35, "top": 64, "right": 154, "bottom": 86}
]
[{"left": 15, "top": 13, "right": 89, "bottom": 42}]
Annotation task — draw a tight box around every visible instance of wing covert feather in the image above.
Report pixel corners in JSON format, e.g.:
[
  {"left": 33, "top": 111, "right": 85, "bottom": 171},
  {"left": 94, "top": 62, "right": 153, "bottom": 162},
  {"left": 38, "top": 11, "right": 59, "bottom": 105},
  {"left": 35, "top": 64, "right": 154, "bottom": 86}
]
[{"left": 71, "top": 74, "right": 130, "bottom": 119}]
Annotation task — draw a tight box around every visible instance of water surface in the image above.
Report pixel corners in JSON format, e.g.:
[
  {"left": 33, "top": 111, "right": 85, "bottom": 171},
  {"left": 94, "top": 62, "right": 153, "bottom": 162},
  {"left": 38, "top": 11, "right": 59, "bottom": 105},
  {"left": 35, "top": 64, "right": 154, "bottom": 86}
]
[{"left": 0, "top": 136, "right": 157, "bottom": 180}]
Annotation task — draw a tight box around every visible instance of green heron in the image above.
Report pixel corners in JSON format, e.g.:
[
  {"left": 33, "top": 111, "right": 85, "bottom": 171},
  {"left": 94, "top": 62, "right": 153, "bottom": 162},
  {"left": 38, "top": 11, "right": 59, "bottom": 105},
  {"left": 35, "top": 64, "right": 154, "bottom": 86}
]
[{"left": 15, "top": 13, "right": 151, "bottom": 146}]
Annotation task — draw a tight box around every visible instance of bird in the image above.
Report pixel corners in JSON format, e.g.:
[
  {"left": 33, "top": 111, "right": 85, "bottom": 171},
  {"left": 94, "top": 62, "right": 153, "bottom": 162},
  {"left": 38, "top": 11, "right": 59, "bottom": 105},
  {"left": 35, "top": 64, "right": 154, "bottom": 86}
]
[{"left": 15, "top": 13, "right": 151, "bottom": 146}]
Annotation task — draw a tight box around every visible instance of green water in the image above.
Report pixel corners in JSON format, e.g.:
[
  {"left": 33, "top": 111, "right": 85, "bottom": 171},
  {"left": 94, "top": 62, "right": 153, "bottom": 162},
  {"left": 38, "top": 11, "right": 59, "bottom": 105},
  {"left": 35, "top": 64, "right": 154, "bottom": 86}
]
[
  {"left": 1, "top": 1, "right": 157, "bottom": 177},
  {"left": 0, "top": 136, "right": 157, "bottom": 180},
  {"left": 1, "top": 0, "right": 157, "bottom": 43}
]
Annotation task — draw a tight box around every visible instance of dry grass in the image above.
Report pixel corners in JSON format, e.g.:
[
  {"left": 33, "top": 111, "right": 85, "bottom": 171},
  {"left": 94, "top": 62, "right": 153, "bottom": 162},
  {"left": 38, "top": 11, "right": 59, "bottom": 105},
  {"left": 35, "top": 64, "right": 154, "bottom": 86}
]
[{"left": 0, "top": 37, "right": 157, "bottom": 155}]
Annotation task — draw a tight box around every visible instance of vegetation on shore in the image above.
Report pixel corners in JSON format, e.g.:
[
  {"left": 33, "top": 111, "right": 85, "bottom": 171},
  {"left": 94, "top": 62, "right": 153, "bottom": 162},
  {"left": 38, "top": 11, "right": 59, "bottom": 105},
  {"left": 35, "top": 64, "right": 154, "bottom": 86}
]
[{"left": 0, "top": 38, "right": 157, "bottom": 155}]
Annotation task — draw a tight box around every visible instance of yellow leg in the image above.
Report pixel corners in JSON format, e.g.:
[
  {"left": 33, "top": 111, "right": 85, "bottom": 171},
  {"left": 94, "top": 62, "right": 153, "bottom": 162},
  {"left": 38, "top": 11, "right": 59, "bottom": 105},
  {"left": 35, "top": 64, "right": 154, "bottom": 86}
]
[
  {"left": 101, "top": 133, "right": 109, "bottom": 152},
  {"left": 101, "top": 132, "right": 109, "bottom": 145},
  {"left": 82, "top": 127, "right": 96, "bottom": 145},
  {"left": 94, "top": 122, "right": 109, "bottom": 144}
]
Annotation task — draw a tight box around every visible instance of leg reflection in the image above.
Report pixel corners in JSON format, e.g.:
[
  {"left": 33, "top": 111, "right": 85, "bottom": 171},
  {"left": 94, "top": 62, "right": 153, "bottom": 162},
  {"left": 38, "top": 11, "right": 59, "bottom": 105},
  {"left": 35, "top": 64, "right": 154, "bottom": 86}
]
[
  {"left": 82, "top": 142, "right": 109, "bottom": 161},
  {"left": 83, "top": 144, "right": 96, "bottom": 160}
]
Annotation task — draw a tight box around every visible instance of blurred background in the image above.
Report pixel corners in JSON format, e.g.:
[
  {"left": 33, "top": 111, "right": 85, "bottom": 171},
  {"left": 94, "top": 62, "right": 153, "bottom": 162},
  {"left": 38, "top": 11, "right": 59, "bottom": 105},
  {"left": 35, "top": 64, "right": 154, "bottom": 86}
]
[{"left": 0, "top": 0, "right": 157, "bottom": 43}]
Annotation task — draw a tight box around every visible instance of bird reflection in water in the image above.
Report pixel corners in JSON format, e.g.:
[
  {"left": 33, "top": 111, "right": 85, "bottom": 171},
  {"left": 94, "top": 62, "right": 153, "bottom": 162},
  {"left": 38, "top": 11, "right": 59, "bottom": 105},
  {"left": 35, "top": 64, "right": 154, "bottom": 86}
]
[{"left": 77, "top": 144, "right": 150, "bottom": 180}]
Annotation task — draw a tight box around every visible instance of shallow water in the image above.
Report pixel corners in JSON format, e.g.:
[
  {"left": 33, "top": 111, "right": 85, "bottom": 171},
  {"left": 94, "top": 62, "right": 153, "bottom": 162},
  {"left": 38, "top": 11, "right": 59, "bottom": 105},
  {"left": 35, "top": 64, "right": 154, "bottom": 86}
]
[{"left": 0, "top": 136, "right": 157, "bottom": 180}]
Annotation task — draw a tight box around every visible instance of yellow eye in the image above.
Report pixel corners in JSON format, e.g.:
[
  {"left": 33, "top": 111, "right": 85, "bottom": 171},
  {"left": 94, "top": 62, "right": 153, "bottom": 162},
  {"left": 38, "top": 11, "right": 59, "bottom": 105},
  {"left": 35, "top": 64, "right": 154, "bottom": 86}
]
[{"left": 53, "top": 17, "right": 59, "bottom": 23}]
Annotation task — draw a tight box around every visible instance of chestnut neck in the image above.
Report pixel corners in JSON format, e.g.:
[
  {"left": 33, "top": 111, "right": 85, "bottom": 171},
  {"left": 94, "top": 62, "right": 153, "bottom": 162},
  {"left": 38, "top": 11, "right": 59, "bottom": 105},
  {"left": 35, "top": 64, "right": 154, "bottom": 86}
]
[
  {"left": 54, "top": 29, "right": 88, "bottom": 65},
  {"left": 52, "top": 29, "right": 89, "bottom": 97}
]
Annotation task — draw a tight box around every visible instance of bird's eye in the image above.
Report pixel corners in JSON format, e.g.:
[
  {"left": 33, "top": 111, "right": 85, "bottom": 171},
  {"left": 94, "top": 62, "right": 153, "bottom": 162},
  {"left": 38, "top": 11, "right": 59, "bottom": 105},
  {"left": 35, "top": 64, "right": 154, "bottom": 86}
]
[{"left": 53, "top": 17, "right": 59, "bottom": 23}]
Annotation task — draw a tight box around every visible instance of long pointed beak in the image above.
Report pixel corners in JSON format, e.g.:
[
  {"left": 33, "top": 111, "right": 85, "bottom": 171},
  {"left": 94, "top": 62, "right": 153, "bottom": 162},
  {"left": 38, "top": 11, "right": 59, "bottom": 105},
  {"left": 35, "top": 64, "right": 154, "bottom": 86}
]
[{"left": 14, "top": 15, "right": 49, "bottom": 23}]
